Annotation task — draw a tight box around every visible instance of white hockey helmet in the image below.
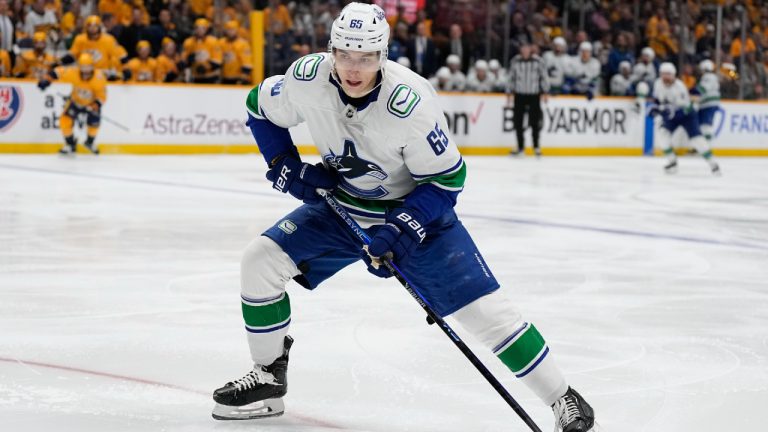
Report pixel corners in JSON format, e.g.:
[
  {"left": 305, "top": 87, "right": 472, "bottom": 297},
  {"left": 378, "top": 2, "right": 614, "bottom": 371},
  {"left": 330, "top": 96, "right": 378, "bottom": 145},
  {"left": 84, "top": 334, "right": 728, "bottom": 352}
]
[
  {"left": 579, "top": 41, "right": 593, "bottom": 52},
  {"left": 436, "top": 66, "right": 451, "bottom": 80},
  {"left": 329, "top": 2, "right": 389, "bottom": 66},
  {"left": 635, "top": 81, "right": 650, "bottom": 97},
  {"left": 488, "top": 59, "right": 501, "bottom": 71},
  {"left": 474, "top": 59, "right": 489, "bottom": 71},
  {"left": 553, "top": 36, "right": 567, "bottom": 47},
  {"left": 446, "top": 54, "right": 461, "bottom": 66},
  {"left": 699, "top": 59, "right": 715, "bottom": 72},
  {"left": 641, "top": 47, "right": 655, "bottom": 60},
  {"left": 659, "top": 62, "right": 677, "bottom": 76},
  {"left": 619, "top": 60, "right": 631, "bottom": 72}
]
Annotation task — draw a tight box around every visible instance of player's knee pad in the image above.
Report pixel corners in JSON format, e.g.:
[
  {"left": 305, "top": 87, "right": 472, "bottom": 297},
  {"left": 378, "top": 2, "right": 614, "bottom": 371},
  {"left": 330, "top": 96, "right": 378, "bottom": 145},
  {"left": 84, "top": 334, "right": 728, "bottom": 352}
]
[
  {"left": 451, "top": 289, "right": 524, "bottom": 350},
  {"left": 690, "top": 135, "right": 711, "bottom": 155},
  {"left": 241, "top": 235, "right": 300, "bottom": 299}
]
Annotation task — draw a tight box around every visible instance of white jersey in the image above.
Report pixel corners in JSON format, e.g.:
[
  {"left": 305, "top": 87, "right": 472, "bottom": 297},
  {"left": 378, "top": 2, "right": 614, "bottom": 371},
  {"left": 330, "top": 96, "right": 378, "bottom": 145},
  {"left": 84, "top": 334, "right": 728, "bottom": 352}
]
[
  {"left": 631, "top": 61, "right": 656, "bottom": 85},
  {"left": 610, "top": 73, "right": 632, "bottom": 96},
  {"left": 652, "top": 78, "right": 692, "bottom": 112},
  {"left": 247, "top": 53, "right": 465, "bottom": 224},
  {"left": 567, "top": 56, "right": 601, "bottom": 92},
  {"left": 542, "top": 50, "right": 569, "bottom": 89},
  {"left": 696, "top": 72, "right": 720, "bottom": 108},
  {"left": 428, "top": 77, "right": 462, "bottom": 92},
  {"left": 448, "top": 70, "right": 467, "bottom": 91},
  {"left": 465, "top": 73, "right": 496, "bottom": 93}
]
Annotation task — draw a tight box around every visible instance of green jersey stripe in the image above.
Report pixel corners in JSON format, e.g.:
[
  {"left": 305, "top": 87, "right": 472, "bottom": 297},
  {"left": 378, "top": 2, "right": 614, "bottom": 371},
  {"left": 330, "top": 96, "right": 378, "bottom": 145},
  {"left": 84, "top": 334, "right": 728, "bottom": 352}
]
[
  {"left": 242, "top": 291, "right": 291, "bottom": 327},
  {"left": 496, "top": 324, "right": 547, "bottom": 373},
  {"left": 416, "top": 161, "right": 467, "bottom": 189}
]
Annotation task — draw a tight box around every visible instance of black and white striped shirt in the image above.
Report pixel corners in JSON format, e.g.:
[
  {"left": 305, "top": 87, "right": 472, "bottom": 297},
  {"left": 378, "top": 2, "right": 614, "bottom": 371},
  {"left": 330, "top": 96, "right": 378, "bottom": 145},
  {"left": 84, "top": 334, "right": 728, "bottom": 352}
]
[{"left": 506, "top": 54, "right": 550, "bottom": 95}]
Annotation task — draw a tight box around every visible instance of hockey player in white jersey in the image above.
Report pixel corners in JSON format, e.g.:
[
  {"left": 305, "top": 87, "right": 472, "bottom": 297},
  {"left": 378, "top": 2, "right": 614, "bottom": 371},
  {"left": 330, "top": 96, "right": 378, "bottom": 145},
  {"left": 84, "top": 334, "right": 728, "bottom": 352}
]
[
  {"left": 692, "top": 59, "right": 721, "bottom": 143},
  {"left": 211, "top": 3, "right": 598, "bottom": 431},
  {"left": 651, "top": 62, "right": 720, "bottom": 174},
  {"left": 466, "top": 59, "right": 496, "bottom": 92},
  {"left": 543, "top": 36, "right": 569, "bottom": 94},
  {"left": 445, "top": 54, "right": 467, "bottom": 91},
  {"left": 610, "top": 60, "right": 633, "bottom": 96},
  {"left": 564, "top": 41, "right": 600, "bottom": 99},
  {"left": 631, "top": 47, "right": 657, "bottom": 89}
]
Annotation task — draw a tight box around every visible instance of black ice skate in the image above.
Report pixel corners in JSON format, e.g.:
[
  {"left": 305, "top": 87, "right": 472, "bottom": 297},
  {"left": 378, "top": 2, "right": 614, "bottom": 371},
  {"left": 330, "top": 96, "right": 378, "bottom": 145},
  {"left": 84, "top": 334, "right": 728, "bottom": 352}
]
[
  {"left": 663, "top": 159, "right": 678, "bottom": 174},
  {"left": 710, "top": 162, "right": 721, "bottom": 176},
  {"left": 212, "top": 335, "right": 293, "bottom": 420},
  {"left": 59, "top": 137, "right": 76, "bottom": 156},
  {"left": 552, "top": 387, "right": 598, "bottom": 432},
  {"left": 83, "top": 137, "right": 100, "bottom": 155}
]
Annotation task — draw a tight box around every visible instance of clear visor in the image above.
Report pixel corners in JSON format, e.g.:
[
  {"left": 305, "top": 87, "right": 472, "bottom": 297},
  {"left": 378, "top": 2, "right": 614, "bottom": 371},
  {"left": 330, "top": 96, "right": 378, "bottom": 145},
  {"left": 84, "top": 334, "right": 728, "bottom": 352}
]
[{"left": 333, "top": 49, "right": 381, "bottom": 72}]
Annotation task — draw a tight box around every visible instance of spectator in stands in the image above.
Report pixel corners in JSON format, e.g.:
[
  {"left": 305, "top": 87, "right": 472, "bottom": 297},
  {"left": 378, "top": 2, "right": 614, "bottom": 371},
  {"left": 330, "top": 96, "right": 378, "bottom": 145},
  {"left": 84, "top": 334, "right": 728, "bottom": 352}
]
[
  {"left": 119, "top": 6, "right": 151, "bottom": 58},
  {"left": 680, "top": 63, "right": 696, "bottom": 89},
  {"left": 569, "top": 30, "right": 588, "bottom": 55},
  {"left": 607, "top": 33, "right": 634, "bottom": 80},
  {"left": 0, "top": 29, "right": 9, "bottom": 77},
  {"left": 631, "top": 47, "right": 656, "bottom": 88},
  {"left": 102, "top": 12, "right": 122, "bottom": 40},
  {"left": 156, "top": 36, "right": 180, "bottom": 82},
  {"left": 312, "top": 21, "right": 329, "bottom": 53},
  {"left": 610, "top": 60, "right": 633, "bottom": 96},
  {"left": 24, "top": 0, "right": 58, "bottom": 36},
  {"left": 407, "top": 21, "right": 436, "bottom": 78},
  {"left": 98, "top": 0, "right": 126, "bottom": 27},
  {"left": 444, "top": 23, "right": 470, "bottom": 72},
  {"left": 12, "top": 31, "right": 54, "bottom": 79},
  {"left": 157, "top": 8, "right": 182, "bottom": 48},
  {"left": 742, "top": 50, "right": 767, "bottom": 100},
  {"left": 189, "top": 0, "right": 211, "bottom": 20},
  {"left": 387, "top": 21, "right": 409, "bottom": 61},
  {"left": 646, "top": 9, "right": 677, "bottom": 61},
  {"left": 508, "top": 11, "right": 530, "bottom": 57},
  {"left": 730, "top": 30, "right": 757, "bottom": 59},
  {"left": 0, "top": 0, "right": 13, "bottom": 53},
  {"left": 445, "top": 54, "right": 466, "bottom": 91},
  {"left": 265, "top": 0, "right": 292, "bottom": 35},
  {"left": 182, "top": 18, "right": 221, "bottom": 83},
  {"left": 219, "top": 20, "right": 251, "bottom": 85},
  {"left": 466, "top": 59, "right": 495, "bottom": 93},
  {"left": 696, "top": 23, "right": 716, "bottom": 59},
  {"left": 565, "top": 41, "right": 600, "bottom": 98},
  {"left": 543, "top": 36, "right": 569, "bottom": 94},
  {"left": 124, "top": 40, "right": 157, "bottom": 81}
]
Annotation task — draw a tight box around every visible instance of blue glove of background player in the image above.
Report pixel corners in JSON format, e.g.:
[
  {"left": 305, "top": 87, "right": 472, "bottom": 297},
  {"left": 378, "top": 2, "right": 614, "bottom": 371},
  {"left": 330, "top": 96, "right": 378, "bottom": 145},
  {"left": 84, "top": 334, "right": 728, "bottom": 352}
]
[
  {"left": 37, "top": 79, "right": 51, "bottom": 91},
  {"left": 364, "top": 207, "right": 427, "bottom": 278},
  {"left": 266, "top": 155, "right": 338, "bottom": 204}
]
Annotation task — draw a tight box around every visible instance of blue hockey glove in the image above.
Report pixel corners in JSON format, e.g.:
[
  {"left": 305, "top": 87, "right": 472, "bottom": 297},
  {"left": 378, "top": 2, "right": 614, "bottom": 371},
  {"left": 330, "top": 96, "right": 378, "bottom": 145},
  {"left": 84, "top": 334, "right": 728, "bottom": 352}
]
[
  {"left": 265, "top": 156, "right": 338, "bottom": 204},
  {"left": 365, "top": 208, "right": 426, "bottom": 277},
  {"left": 37, "top": 79, "right": 51, "bottom": 91},
  {"left": 585, "top": 89, "right": 595, "bottom": 101}
]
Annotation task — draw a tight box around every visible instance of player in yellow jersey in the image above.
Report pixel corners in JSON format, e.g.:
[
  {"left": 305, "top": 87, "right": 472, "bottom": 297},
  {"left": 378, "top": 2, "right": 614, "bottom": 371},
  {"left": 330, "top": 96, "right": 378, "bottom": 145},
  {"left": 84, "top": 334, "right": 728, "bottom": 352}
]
[
  {"left": 124, "top": 40, "right": 158, "bottom": 82},
  {"left": 182, "top": 18, "right": 222, "bottom": 83},
  {"left": 38, "top": 53, "right": 107, "bottom": 155},
  {"left": 156, "top": 37, "right": 181, "bottom": 82},
  {"left": 219, "top": 20, "right": 252, "bottom": 85},
  {"left": 68, "top": 15, "right": 126, "bottom": 81},
  {"left": 13, "top": 32, "right": 56, "bottom": 79}
]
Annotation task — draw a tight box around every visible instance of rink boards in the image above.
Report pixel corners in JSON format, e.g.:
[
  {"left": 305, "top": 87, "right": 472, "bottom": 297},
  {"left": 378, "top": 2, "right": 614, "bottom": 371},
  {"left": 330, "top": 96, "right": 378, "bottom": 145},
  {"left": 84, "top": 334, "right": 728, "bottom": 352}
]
[{"left": 1, "top": 80, "right": 767, "bottom": 156}]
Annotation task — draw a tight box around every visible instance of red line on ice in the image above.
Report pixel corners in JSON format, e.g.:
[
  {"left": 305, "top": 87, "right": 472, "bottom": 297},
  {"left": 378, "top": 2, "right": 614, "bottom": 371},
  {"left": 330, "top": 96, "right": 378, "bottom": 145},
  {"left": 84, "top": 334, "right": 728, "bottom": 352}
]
[{"left": 0, "top": 356, "right": 347, "bottom": 430}]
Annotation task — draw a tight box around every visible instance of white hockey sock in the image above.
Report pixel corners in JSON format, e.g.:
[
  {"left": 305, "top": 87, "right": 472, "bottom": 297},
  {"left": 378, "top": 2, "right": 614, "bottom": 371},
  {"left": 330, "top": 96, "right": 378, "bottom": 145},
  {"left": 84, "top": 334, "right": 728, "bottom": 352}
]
[
  {"left": 452, "top": 291, "right": 568, "bottom": 407},
  {"left": 240, "top": 236, "right": 300, "bottom": 365},
  {"left": 657, "top": 128, "right": 676, "bottom": 162},
  {"left": 691, "top": 135, "right": 717, "bottom": 167}
]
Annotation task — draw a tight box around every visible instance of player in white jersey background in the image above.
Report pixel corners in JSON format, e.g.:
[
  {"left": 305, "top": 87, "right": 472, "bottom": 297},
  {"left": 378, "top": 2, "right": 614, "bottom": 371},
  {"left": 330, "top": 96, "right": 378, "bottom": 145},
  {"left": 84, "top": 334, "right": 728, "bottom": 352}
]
[
  {"left": 211, "top": 3, "right": 599, "bottom": 432},
  {"left": 692, "top": 59, "right": 721, "bottom": 144},
  {"left": 650, "top": 62, "right": 720, "bottom": 175}
]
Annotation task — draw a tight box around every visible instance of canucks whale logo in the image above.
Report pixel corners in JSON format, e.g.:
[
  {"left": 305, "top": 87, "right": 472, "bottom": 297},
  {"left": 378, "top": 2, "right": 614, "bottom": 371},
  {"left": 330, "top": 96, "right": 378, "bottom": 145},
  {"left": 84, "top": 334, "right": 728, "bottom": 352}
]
[
  {"left": 0, "top": 86, "right": 23, "bottom": 132},
  {"left": 324, "top": 139, "right": 389, "bottom": 198}
]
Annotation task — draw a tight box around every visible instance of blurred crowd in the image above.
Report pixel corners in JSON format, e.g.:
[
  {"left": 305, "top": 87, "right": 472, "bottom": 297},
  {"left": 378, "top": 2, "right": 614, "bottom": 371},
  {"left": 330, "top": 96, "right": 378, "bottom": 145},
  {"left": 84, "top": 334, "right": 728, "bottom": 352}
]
[{"left": 1, "top": 0, "right": 767, "bottom": 99}]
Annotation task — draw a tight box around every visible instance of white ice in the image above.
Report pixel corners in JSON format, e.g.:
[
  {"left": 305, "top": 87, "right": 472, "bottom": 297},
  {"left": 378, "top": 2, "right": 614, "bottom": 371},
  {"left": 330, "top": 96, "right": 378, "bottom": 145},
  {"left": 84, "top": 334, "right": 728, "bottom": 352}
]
[{"left": 1, "top": 155, "right": 767, "bottom": 432}]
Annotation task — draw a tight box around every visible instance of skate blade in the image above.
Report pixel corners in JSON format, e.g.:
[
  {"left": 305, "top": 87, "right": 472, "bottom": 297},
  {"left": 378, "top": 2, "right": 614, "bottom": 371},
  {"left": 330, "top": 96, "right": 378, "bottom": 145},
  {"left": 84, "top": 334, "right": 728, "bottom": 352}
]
[{"left": 212, "top": 398, "right": 285, "bottom": 420}]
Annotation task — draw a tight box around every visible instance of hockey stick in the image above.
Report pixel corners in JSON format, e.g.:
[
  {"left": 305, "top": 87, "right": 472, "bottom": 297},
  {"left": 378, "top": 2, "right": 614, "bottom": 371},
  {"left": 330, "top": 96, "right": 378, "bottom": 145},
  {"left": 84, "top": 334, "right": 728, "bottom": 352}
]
[
  {"left": 55, "top": 92, "right": 132, "bottom": 133},
  {"left": 318, "top": 190, "right": 543, "bottom": 432}
]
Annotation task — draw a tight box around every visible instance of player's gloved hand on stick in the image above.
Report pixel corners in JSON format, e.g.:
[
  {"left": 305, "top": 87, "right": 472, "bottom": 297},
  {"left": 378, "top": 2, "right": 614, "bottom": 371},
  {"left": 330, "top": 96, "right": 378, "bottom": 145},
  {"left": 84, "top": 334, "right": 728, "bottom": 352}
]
[
  {"left": 265, "top": 155, "right": 337, "bottom": 204},
  {"left": 37, "top": 79, "right": 51, "bottom": 91},
  {"left": 364, "top": 207, "right": 426, "bottom": 278}
]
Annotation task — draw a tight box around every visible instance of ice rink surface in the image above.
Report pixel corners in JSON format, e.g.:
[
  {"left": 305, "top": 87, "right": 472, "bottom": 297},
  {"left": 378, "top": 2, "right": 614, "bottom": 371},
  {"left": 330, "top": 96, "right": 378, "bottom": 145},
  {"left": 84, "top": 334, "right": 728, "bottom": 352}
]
[{"left": 1, "top": 154, "right": 767, "bottom": 432}]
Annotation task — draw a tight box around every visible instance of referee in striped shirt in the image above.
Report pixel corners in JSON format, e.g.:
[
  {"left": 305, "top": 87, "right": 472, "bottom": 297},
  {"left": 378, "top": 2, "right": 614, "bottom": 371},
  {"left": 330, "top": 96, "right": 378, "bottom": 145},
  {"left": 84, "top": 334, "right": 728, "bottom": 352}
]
[{"left": 506, "top": 42, "right": 550, "bottom": 156}]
